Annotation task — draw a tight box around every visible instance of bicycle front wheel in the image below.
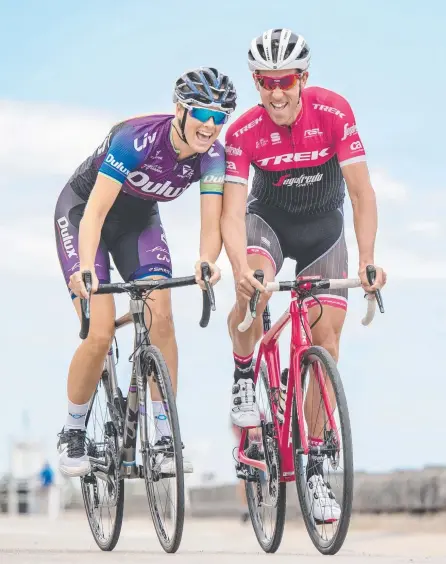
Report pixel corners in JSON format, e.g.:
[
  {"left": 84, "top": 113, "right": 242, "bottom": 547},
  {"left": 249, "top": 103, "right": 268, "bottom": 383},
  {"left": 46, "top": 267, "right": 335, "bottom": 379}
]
[
  {"left": 245, "top": 359, "right": 286, "bottom": 553},
  {"left": 81, "top": 369, "right": 124, "bottom": 551},
  {"left": 139, "top": 345, "right": 184, "bottom": 553},
  {"left": 292, "top": 346, "right": 353, "bottom": 555}
]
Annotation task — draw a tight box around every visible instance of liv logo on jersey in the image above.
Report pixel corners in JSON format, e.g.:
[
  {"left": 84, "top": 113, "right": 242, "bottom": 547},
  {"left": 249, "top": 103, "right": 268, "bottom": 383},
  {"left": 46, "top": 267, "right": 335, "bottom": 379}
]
[
  {"left": 105, "top": 153, "right": 130, "bottom": 176},
  {"left": 134, "top": 132, "right": 157, "bottom": 152}
]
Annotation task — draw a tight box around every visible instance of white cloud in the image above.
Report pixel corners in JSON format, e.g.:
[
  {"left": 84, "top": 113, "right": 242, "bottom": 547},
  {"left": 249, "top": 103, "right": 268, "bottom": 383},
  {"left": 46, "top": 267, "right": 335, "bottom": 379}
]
[
  {"left": 0, "top": 99, "right": 116, "bottom": 177},
  {"left": 408, "top": 221, "right": 442, "bottom": 237},
  {"left": 4, "top": 98, "right": 444, "bottom": 287},
  {"left": 0, "top": 217, "right": 60, "bottom": 277},
  {"left": 345, "top": 226, "right": 446, "bottom": 279},
  {"left": 370, "top": 169, "right": 407, "bottom": 201}
]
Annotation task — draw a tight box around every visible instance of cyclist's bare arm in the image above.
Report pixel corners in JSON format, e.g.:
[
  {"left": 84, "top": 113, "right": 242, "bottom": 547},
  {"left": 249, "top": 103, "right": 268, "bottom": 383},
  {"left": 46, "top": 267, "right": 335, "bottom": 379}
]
[
  {"left": 221, "top": 181, "right": 264, "bottom": 298},
  {"left": 194, "top": 193, "right": 224, "bottom": 287},
  {"left": 342, "top": 161, "right": 384, "bottom": 290},
  {"left": 221, "top": 181, "right": 250, "bottom": 275},
  {"left": 199, "top": 193, "right": 223, "bottom": 263}
]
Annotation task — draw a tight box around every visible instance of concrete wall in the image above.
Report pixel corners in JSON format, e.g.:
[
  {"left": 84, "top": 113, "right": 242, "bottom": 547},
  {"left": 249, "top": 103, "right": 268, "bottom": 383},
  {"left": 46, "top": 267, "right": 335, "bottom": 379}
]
[
  {"left": 67, "top": 466, "right": 446, "bottom": 518},
  {"left": 6, "top": 466, "right": 445, "bottom": 518},
  {"left": 188, "top": 468, "right": 446, "bottom": 518}
]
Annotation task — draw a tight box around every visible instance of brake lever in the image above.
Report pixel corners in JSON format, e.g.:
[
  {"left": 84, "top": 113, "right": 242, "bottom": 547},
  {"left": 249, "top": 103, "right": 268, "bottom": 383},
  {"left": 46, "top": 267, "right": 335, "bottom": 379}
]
[
  {"left": 201, "top": 262, "right": 216, "bottom": 311},
  {"left": 366, "top": 265, "right": 385, "bottom": 314},
  {"left": 79, "top": 270, "right": 92, "bottom": 339},
  {"left": 249, "top": 269, "right": 264, "bottom": 319}
]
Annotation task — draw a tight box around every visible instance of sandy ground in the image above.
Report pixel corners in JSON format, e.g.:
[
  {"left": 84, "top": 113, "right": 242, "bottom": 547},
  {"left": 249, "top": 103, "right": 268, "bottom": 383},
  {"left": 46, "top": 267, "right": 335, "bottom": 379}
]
[{"left": 0, "top": 511, "right": 445, "bottom": 563}]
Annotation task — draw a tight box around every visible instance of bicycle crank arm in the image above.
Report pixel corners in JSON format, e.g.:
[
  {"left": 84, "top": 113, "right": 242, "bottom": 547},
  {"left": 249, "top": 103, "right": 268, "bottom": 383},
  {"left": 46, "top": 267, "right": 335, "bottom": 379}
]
[
  {"left": 94, "top": 470, "right": 114, "bottom": 487},
  {"left": 296, "top": 447, "right": 338, "bottom": 456},
  {"left": 89, "top": 456, "right": 112, "bottom": 473}
]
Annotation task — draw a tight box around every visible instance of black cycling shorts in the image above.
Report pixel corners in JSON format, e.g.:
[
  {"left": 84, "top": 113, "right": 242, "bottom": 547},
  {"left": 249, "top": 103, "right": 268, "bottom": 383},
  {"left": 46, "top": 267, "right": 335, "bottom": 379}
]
[
  {"left": 246, "top": 200, "right": 348, "bottom": 310},
  {"left": 54, "top": 184, "right": 172, "bottom": 298}
]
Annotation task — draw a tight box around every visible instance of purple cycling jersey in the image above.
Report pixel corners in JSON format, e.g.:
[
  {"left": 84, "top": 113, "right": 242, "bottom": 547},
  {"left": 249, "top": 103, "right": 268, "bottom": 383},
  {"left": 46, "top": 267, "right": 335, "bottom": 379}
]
[{"left": 67, "top": 114, "right": 225, "bottom": 202}]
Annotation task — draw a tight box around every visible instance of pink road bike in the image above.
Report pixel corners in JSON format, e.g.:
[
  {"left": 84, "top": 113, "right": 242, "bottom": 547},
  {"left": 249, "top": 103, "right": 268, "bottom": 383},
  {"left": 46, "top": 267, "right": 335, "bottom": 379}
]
[{"left": 234, "top": 266, "right": 384, "bottom": 555}]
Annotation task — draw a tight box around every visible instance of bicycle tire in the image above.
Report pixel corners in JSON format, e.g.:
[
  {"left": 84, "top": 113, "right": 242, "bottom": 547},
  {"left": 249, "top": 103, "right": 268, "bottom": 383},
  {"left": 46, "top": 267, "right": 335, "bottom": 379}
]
[
  {"left": 81, "top": 370, "right": 124, "bottom": 551},
  {"left": 292, "top": 345, "right": 353, "bottom": 555},
  {"left": 140, "top": 345, "right": 185, "bottom": 553},
  {"left": 245, "top": 359, "right": 286, "bottom": 553}
]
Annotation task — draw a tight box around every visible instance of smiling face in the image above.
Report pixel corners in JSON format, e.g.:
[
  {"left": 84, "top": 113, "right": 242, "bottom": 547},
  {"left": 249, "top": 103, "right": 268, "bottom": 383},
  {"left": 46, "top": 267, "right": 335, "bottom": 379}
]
[
  {"left": 254, "top": 69, "right": 309, "bottom": 126},
  {"left": 175, "top": 103, "right": 225, "bottom": 153}
]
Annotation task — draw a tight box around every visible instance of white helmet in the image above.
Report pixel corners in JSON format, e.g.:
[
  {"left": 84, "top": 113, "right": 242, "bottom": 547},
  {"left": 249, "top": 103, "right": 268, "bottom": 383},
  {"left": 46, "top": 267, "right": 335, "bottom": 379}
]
[{"left": 248, "top": 28, "right": 311, "bottom": 72}]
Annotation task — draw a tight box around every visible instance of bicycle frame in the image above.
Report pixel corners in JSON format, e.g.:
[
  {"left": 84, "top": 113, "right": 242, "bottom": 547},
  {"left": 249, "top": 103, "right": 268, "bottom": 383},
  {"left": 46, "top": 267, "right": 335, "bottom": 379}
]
[
  {"left": 89, "top": 296, "right": 151, "bottom": 480},
  {"left": 238, "top": 288, "right": 338, "bottom": 483},
  {"left": 83, "top": 264, "right": 215, "bottom": 484}
]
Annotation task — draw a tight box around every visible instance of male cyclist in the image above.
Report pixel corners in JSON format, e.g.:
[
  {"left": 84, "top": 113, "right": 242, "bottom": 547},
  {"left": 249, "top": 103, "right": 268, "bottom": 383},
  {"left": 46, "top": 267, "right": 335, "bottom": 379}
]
[
  {"left": 221, "top": 29, "right": 386, "bottom": 522},
  {"left": 55, "top": 67, "right": 237, "bottom": 478}
]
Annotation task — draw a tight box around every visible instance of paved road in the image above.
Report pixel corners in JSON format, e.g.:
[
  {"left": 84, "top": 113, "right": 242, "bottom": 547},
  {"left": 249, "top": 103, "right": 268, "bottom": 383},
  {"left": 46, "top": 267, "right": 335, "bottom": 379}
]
[{"left": 1, "top": 512, "right": 445, "bottom": 563}]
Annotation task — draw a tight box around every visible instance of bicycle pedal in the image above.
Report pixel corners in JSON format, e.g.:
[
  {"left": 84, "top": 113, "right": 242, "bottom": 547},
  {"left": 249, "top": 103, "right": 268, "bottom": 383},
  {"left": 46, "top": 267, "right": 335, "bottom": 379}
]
[
  {"left": 245, "top": 443, "right": 263, "bottom": 460},
  {"left": 235, "top": 463, "right": 247, "bottom": 480},
  {"left": 104, "top": 421, "right": 117, "bottom": 437}
]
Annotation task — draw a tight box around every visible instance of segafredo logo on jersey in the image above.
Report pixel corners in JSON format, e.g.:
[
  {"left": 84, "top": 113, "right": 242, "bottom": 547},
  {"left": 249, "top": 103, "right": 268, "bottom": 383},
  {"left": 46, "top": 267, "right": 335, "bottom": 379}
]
[
  {"left": 258, "top": 147, "right": 330, "bottom": 166},
  {"left": 273, "top": 172, "right": 323, "bottom": 187},
  {"left": 313, "top": 104, "right": 345, "bottom": 119},
  {"left": 105, "top": 154, "right": 130, "bottom": 176},
  {"left": 233, "top": 116, "right": 263, "bottom": 137},
  {"left": 341, "top": 123, "right": 357, "bottom": 141},
  {"left": 57, "top": 217, "right": 77, "bottom": 258},
  {"left": 226, "top": 145, "right": 242, "bottom": 156},
  {"left": 127, "top": 171, "right": 190, "bottom": 198},
  {"left": 134, "top": 132, "right": 157, "bottom": 152}
]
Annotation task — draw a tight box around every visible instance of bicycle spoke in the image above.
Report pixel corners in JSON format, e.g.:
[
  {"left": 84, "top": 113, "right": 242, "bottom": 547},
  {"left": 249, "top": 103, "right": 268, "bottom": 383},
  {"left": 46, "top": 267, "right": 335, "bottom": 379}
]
[
  {"left": 243, "top": 359, "right": 286, "bottom": 553},
  {"left": 293, "top": 347, "right": 353, "bottom": 555},
  {"left": 81, "top": 372, "right": 124, "bottom": 551},
  {"left": 139, "top": 346, "right": 184, "bottom": 553}
]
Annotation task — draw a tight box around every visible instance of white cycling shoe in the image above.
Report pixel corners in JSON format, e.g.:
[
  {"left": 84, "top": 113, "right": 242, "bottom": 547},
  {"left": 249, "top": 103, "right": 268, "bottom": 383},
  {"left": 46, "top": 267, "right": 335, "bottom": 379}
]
[
  {"left": 230, "top": 378, "right": 261, "bottom": 428},
  {"left": 57, "top": 427, "right": 91, "bottom": 477},
  {"left": 306, "top": 474, "right": 341, "bottom": 523},
  {"left": 154, "top": 437, "right": 193, "bottom": 475}
]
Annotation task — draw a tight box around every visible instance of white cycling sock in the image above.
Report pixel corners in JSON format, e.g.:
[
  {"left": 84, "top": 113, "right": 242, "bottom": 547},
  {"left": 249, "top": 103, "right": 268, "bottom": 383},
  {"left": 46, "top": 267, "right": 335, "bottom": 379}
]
[
  {"left": 65, "top": 399, "right": 89, "bottom": 430},
  {"left": 152, "top": 401, "right": 171, "bottom": 441}
]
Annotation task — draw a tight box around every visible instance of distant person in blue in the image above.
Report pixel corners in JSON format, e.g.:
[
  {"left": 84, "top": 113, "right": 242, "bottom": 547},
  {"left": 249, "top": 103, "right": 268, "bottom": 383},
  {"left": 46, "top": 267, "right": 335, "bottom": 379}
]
[{"left": 39, "top": 461, "right": 55, "bottom": 488}]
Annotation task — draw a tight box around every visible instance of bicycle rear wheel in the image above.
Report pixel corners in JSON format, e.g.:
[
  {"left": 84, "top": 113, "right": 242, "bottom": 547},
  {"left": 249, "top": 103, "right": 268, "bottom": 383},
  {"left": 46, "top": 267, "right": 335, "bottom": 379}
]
[
  {"left": 139, "top": 345, "right": 184, "bottom": 553},
  {"left": 292, "top": 345, "right": 353, "bottom": 555},
  {"left": 81, "top": 369, "right": 124, "bottom": 551},
  {"left": 245, "top": 359, "right": 286, "bottom": 553}
]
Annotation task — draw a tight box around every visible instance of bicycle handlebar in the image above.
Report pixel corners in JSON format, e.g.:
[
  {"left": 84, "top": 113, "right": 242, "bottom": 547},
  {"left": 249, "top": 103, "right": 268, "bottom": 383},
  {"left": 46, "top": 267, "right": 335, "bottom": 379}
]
[
  {"left": 237, "top": 266, "right": 385, "bottom": 333},
  {"left": 79, "top": 262, "right": 216, "bottom": 339}
]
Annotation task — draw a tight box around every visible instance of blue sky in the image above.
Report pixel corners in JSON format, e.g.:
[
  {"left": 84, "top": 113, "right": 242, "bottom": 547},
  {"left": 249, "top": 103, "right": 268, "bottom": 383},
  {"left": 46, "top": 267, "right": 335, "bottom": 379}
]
[{"left": 1, "top": 1, "right": 445, "bottom": 484}]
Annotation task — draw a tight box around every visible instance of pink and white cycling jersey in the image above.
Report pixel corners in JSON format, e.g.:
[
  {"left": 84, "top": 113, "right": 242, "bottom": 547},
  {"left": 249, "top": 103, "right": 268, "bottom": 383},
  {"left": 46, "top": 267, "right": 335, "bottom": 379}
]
[{"left": 224, "top": 86, "right": 366, "bottom": 216}]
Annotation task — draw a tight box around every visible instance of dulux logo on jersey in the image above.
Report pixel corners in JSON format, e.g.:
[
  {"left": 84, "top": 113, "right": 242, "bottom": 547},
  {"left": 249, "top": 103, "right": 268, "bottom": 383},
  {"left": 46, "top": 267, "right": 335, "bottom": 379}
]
[
  {"left": 105, "top": 154, "right": 130, "bottom": 176},
  {"left": 134, "top": 132, "right": 157, "bottom": 152},
  {"left": 127, "top": 171, "right": 190, "bottom": 198}
]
